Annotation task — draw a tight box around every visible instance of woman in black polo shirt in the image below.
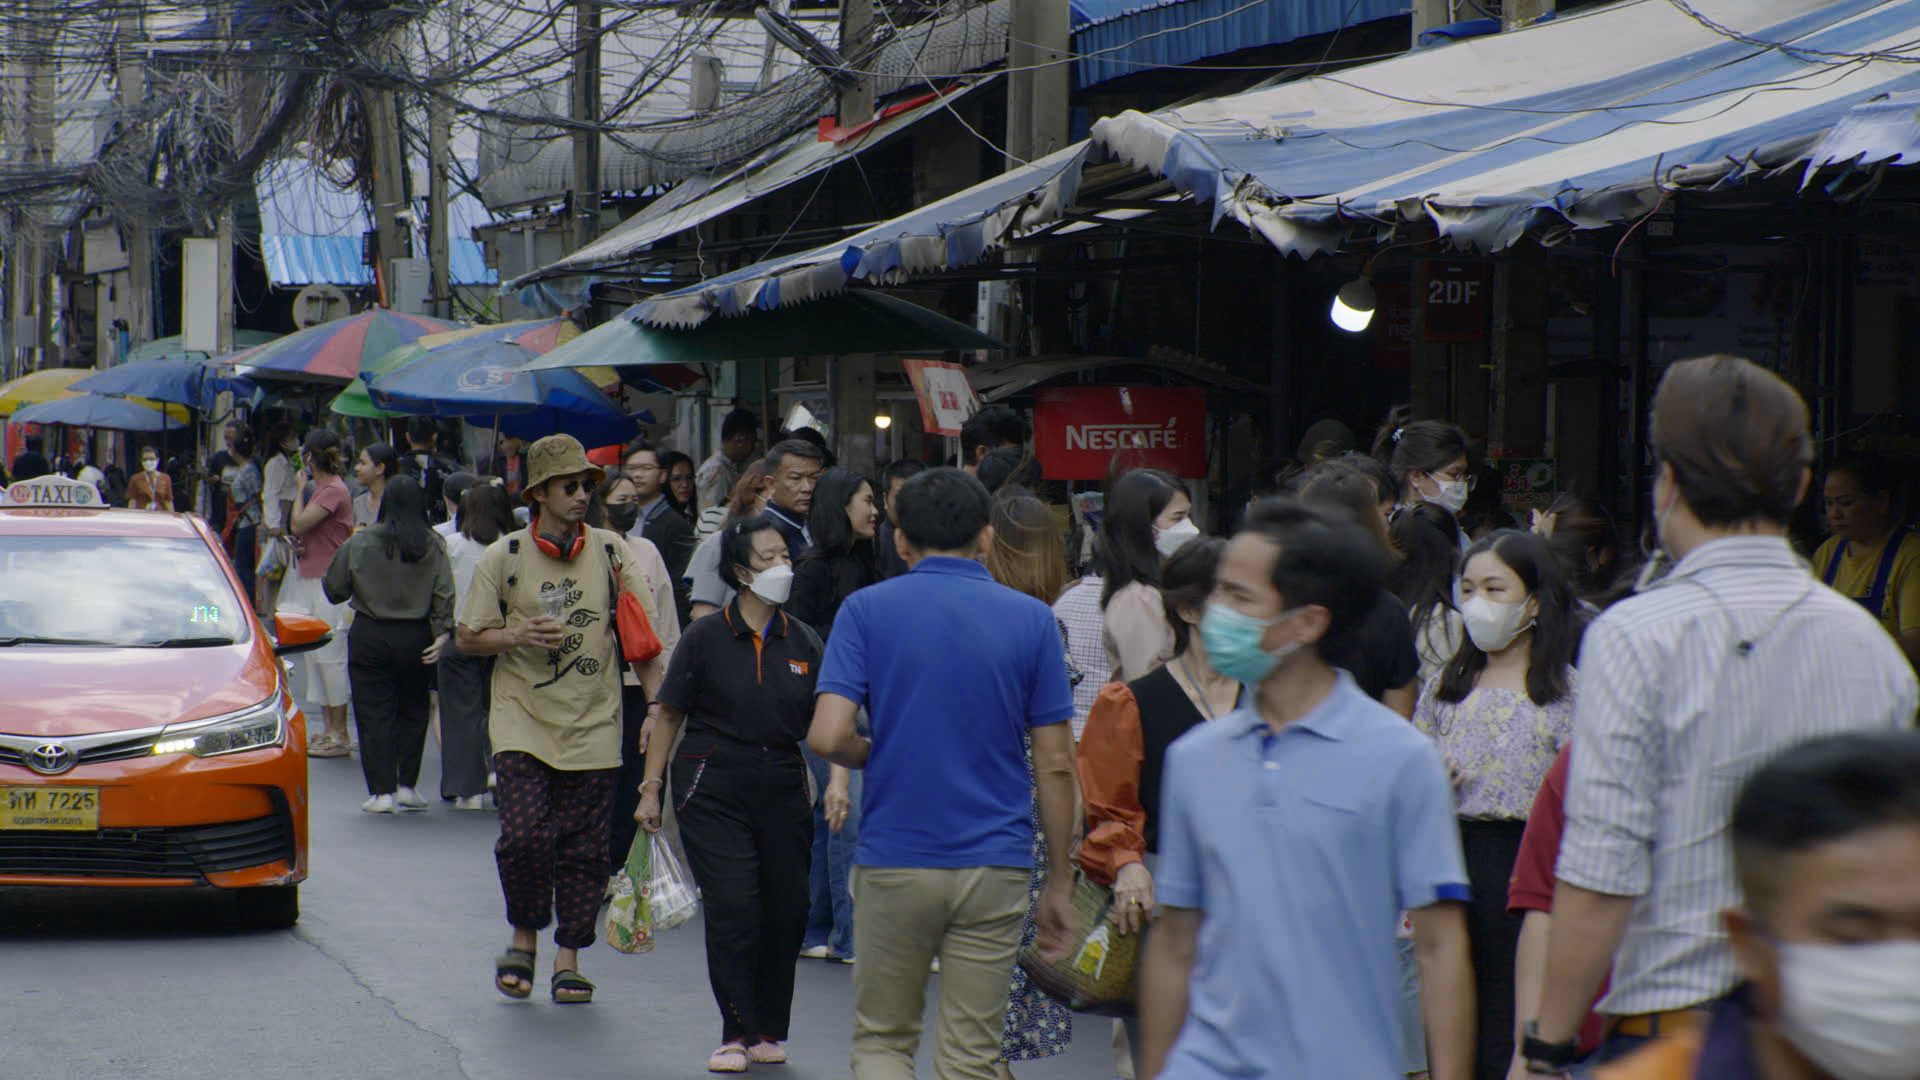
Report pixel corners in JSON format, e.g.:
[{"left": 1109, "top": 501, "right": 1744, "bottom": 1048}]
[{"left": 635, "top": 513, "right": 821, "bottom": 1074}]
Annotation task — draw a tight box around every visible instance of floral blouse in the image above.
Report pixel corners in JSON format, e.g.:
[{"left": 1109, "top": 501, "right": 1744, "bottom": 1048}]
[{"left": 1411, "top": 673, "right": 1576, "bottom": 821}]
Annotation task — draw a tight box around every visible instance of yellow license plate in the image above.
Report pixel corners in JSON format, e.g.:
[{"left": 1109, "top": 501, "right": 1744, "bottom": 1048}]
[{"left": 0, "top": 786, "right": 100, "bottom": 831}]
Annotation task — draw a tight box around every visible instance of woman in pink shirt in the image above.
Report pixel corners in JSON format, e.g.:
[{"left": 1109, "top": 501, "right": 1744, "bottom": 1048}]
[{"left": 281, "top": 429, "right": 357, "bottom": 756}]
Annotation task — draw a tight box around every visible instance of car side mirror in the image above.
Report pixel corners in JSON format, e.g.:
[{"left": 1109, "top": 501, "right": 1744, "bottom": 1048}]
[{"left": 273, "top": 613, "right": 332, "bottom": 657}]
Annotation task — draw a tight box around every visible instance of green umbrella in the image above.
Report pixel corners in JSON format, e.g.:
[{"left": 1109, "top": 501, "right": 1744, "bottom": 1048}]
[
  {"left": 329, "top": 377, "right": 406, "bottom": 419},
  {"left": 521, "top": 291, "right": 1005, "bottom": 372}
]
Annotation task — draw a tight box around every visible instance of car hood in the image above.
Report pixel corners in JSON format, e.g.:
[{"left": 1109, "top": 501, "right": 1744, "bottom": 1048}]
[{"left": 0, "top": 643, "right": 276, "bottom": 737}]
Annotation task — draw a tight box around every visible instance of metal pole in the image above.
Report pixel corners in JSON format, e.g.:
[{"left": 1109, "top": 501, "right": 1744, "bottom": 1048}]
[{"left": 570, "top": 0, "right": 603, "bottom": 253}]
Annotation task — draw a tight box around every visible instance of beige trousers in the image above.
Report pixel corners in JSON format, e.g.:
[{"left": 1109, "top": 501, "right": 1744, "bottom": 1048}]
[{"left": 850, "top": 865, "right": 1030, "bottom": 1080}]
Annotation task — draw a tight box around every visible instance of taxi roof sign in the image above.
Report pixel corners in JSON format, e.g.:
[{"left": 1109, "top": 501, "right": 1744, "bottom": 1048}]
[{"left": 3, "top": 475, "right": 103, "bottom": 508}]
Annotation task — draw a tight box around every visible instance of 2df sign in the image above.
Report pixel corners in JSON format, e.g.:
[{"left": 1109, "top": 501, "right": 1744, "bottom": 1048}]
[{"left": 1418, "top": 260, "right": 1491, "bottom": 343}]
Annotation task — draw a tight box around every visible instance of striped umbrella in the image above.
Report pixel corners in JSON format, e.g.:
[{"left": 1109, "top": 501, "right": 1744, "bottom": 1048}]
[{"left": 215, "top": 309, "right": 461, "bottom": 383}]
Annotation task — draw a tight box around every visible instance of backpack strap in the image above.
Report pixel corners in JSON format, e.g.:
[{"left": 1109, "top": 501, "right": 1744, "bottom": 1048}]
[{"left": 500, "top": 537, "right": 521, "bottom": 616}]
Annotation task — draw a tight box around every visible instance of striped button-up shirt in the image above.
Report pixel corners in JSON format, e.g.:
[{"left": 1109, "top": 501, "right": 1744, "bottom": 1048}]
[
  {"left": 1558, "top": 535, "right": 1917, "bottom": 1016},
  {"left": 1052, "top": 575, "right": 1110, "bottom": 741}
]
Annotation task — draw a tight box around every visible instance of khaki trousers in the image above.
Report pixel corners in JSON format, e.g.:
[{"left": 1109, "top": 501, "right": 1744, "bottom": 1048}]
[{"left": 850, "top": 865, "right": 1030, "bottom": 1080}]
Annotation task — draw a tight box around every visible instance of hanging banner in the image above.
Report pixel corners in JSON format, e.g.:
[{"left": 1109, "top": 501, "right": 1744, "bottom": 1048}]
[
  {"left": 902, "top": 359, "right": 979, "bottom": 437},
  {"left": 1032, "top": 386, "right": 1207, "bottom": 481}
]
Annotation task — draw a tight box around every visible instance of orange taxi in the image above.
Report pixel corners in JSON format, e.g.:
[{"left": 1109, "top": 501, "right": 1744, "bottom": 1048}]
[{"left": 0, "top": 474, "right": 328, "bottom": 927}]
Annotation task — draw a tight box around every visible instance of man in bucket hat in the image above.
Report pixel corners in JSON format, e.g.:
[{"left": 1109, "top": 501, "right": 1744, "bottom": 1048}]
[{"left": 457, "top": 434, "right": 664, "bottom": 1004}]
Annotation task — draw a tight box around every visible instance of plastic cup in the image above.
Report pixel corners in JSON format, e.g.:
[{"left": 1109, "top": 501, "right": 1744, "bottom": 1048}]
[{"left": 539, "top": 592, "right": 567, "bottom": 620}]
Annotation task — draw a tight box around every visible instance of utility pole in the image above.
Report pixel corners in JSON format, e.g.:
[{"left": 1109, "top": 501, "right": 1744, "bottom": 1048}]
[
  {"left": 837, "top": 0, "right": 874, "bottom": 129},
  {"left": 1504, "top": 0, "right": 1556, "bottom": 30},
  {"left": 570, "top": 0, "right": 602, "bottom": 254},
  {"left": 214, "top": 1, "right": 235, "bottom": 356},
  {"left": 366, "top": 83, "right": 409, "bottom": 307},
  {"left": 115, "top": 5, "right": 154, "bottom": 353},
  {"left": 1410, "top": 0, "right": 1449, "bottom": 45},
  {"left": 7, "top": 0, "right": 56, "bottom": 377},
  {"left": 1006, "top": 0, "right": 1068, "bottom": 162},
  {"left": 428, "top": 7, "right": 459, "bottom": 319}
]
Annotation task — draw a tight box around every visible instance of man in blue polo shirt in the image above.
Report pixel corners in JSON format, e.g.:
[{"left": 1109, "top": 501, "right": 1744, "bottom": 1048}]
[
  {"left": 1138, "top": 498, "right": 1476, "bottom": 1080},
  {"left": 810, "top": 467, "right": 1077, "bottom": 1080}
]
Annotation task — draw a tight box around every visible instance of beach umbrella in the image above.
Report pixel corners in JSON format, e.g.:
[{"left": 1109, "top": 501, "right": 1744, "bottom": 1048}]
[
  {"left": 366, "top": 318, "right": 605, "bottom": 415},
  {"left": 13, "top": 394, "right": 188, "bottom": 432},
  {"left": 0, "top": 368, "right": 190, "bottom": 421},
  {"left": 215, "top": 309, "right": 461, "bottom": 382},
  {"left": 73, "top": 356, "right": 258, "bottom": 410}
]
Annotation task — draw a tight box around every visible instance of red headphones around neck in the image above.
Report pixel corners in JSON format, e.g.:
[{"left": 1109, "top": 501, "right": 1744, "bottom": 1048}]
[{"left": 530, "top": 518, "right": 587, "bottom": 560}]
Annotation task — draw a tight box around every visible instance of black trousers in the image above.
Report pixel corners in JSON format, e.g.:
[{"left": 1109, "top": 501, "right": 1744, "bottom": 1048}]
[
  {"left": 346, "top": 616, "right": 433, "bottom": 796},
  {"left": 671, "top": 736, "right": 813, "bottom": 1045},
  {"left": 609, "top": 683, "right": 650, "bottom": 874},
  {"left": 1461, "top": 818, "right": 1528, "bottom": 1080},
  {"left": 437, "top": 649, "right": 493, "bottom": 799}
]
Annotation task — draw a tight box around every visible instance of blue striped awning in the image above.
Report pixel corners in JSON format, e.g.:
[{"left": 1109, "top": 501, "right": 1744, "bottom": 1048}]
[
  {"left": 634, "top": 0, "right": 1920, "bottom": 325},
  {"left": 1070, "top": 0, "right": 1404, "bottom": 87}
]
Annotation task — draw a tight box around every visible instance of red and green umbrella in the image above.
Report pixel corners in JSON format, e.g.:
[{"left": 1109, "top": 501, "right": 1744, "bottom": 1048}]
[{"left": 215, "top": 309, "right": 461, "bottom": 383}]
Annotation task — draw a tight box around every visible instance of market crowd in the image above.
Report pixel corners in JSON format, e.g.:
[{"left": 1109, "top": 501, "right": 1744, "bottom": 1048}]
[{"left": 21, "top": 354, "right": 1920, "bottom": 1080}]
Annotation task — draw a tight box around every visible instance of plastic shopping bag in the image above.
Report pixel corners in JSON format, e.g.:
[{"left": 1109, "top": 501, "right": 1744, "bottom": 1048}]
[
  {"left": 648, "top": 830, "right": 699, "bottom": 931},
  {"left": 604, "top": 830, "right": 656, "bottom": 954},
  {"left": 256, "top": 536, "right": 291, "bottom": 583}
]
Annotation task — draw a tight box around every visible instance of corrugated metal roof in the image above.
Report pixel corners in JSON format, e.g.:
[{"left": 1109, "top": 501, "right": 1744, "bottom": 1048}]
[
  {"left": 509, "top": 78, "right": 995, "bottom": 286},
  {"left": 255, "top": 158, "right": 498, "bottom": 288},
  {"left": 1072, "top": 0, "right": 1404, "bottom": 86}
]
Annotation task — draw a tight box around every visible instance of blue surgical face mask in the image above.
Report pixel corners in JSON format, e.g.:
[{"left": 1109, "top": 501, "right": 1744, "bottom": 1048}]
[{"left": 1200, "top": 603, "right": 1304, "bottom": 685}]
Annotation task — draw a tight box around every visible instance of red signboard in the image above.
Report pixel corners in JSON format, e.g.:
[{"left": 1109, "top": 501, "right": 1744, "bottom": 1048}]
[
  {"left": 902, "top": 358, "right": 979, "bottom": 437},
  {"left": 1032, "top": 386, "right": 1208, "bottom": 481},
  {"left": 1417, "top": 259, "right": 1492, "bottom": 343}
]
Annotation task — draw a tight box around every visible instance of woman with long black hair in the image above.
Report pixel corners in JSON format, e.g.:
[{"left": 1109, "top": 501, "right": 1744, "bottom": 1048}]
[
  {"left": 1099, "top": 468, "right": 1196, "bottom": 683},
  {"left": 786, "top": 466, "right": 877, "bottom": 965},
  {"left": 1393, "top": 502, "right": 1467, "bottom": 685},
  {"left": 325, "top": 475, "right": 456, "bottom": 814},
  {"left": 1411, "top": 529, "right": 1580, "bottom": 1080},
  {"left": 440, "top": 481, "right": 517, "bottom": 810}
]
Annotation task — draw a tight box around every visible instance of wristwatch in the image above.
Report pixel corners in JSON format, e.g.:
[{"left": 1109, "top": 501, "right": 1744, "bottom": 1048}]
[{"left": 1520, "top": 1021, "right": 1579, "bottom": 1075}]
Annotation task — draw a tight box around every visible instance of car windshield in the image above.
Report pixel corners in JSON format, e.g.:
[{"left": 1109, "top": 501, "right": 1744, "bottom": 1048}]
[{"left": 0, "top": 535, "right": 249, "bottom": 647}]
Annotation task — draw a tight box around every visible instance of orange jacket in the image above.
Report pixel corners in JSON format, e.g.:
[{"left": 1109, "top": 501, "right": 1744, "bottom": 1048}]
[{"left": 1593, "top": 1031, "right": 1702, "bottom": 1079}]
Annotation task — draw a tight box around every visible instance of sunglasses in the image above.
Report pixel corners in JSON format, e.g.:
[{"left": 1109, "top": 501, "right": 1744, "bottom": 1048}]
[{"left": 554, "top": 479, "right": 586, "bottom": 496}]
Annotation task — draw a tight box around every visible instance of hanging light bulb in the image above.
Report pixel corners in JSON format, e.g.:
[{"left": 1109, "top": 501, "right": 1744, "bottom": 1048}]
[
  {"left": 873, "top": 413, "right": 893, "bottom": 430},
  {"left": 1330, "top": 277, "right": 1377, "bottom": 333}
]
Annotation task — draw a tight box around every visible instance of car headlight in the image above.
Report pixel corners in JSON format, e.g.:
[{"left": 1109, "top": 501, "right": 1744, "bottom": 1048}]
[{"left": 151, "top": 694, "right": 287, "bottom": 758}]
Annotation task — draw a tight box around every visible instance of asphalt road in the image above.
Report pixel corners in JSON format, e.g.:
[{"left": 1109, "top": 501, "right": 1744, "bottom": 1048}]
[{"left": 3, "top": 727, "right": 1120, "bottom": 1080}]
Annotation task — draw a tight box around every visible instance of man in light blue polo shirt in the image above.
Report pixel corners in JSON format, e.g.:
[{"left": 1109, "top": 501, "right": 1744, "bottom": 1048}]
[
  {"left": 809, "top": 467, "right": 1077, "bottom": 1080},
  {"left": 1138, "top": 498, "right": 1476, "bottom": 1080}
]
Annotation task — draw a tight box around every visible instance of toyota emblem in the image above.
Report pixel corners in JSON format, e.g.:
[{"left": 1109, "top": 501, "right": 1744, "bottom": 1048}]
[{"left": 25, "top": 742, "right": 76, "bottom": 776}]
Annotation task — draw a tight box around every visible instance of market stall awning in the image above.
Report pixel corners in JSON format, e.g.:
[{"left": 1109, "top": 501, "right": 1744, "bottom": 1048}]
[
  {"left": 510, "top": 79, "right": 997, "bottom": 287},
  {"left": 631, "top": 143, "right": 1088, "bottom": 328},
  {"left": 639, "top": 0, "right": 1920, "bottom": 319},
  {"left": 1091, "top": 0, "right": 1920, "bottom": 255},
  {"left": 1070, "top": 0, "right": 1404, "bottom": 87},
  {"left": 525, "top": 291, "right": 1005, "bottom": 370}
]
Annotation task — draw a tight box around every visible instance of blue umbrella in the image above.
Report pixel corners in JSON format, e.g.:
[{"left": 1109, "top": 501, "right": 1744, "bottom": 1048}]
[
  {"left": 72, "top": 356, "right": 258, "bottom": 410},
  {"left": 366, "top": 323, "right": 637, "bottom": 445},
  {"left": 13, "top": 394, "right": 182, "bottom": 432}
]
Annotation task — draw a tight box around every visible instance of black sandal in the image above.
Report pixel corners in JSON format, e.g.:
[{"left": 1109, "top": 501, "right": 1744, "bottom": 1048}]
[
  {"left": 551, "top": 968, "right": 595, "bottom": 1004},
  {"left": 494, "top": 948, "right": 535, "bottom": 1000}
]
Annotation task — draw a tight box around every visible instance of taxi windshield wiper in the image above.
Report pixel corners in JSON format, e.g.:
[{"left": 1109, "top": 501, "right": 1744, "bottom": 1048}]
[
  {"left": 0, "top": 636, "right": 121, "bottom": 647},
  {"left": 136, "top": 636, "right": 241, "bottom": 648}
]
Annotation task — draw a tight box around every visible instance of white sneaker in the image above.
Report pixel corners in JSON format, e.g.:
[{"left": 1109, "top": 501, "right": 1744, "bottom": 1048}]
[
  {"left": 361, "top": 794, "right": 396, "bottom": 814},
  {"left": 395, "top": 786, "right": 429, "bottom": 811},
  {"left": 453, "top": 795, "right": 488, "bottom": 811},
  {"left": 798, "top": 945, "right": 830, "bottom": 960}
]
